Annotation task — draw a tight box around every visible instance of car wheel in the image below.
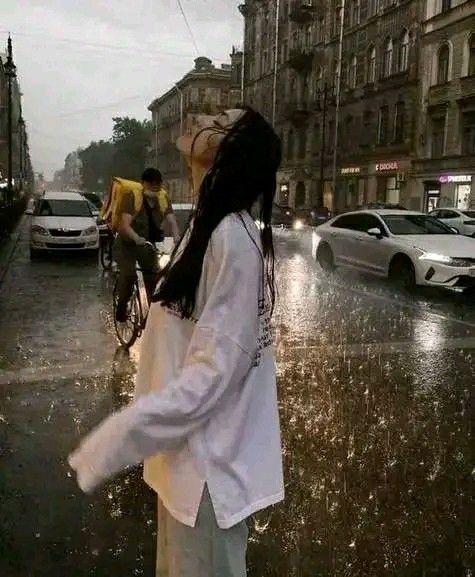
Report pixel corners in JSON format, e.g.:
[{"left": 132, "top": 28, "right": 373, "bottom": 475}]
[
  {"left": 389, "top": 256, "right": 416, "bottom": 291},
  {"left": 317, "top": 242, "right": 335, "bottom": 273}
]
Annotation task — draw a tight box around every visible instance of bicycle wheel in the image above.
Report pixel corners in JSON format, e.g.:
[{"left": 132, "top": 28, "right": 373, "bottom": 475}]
[
  {"left": 100, "top": 235, "right": 113, "bottom": 270},
  {"left": 113, "top": 278, "right": 141, "bottom": 349}
]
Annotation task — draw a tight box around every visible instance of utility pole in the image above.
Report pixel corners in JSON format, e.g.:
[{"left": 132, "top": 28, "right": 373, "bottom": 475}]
[
  {"left": 317, "top": 82, "right": 329, "bottom": 210},
  {"left": 331, "top": 0, "right": 346, "bottom": 213},
  {"left": 4, "top": 36, "right": 17, "bottom": 206},
  {"left": 271, "top": 0, "right": 281, "bottom": 128}
]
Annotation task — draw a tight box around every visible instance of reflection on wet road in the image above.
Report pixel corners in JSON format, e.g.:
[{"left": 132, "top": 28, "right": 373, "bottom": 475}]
[{"left": 0, "top": 226, "right": 473, "bottom": 576}]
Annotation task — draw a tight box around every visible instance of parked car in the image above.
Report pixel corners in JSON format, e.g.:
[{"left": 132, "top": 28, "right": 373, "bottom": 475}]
[
  {"left": 313, "top": 209, "right": 475, "bottom": 291},
  {"left": 270, "top": 204, "right": 306, "bottom": 230},
  {"left": 28, "top": 191, "right": 99, "bottom": 258},
  {"left": 429, "top": 208, "right": 475, "bottom": 237},
  {"left": 82, "top": 191, "right": 104, "bottom": 210}
]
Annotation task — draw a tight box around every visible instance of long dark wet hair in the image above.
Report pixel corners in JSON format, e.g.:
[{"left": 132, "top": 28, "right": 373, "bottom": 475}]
[{"left": 153, "top": 106, "right": 281, "bottom": 319}]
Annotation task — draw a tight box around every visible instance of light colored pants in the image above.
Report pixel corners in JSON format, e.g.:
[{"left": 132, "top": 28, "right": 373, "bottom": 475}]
[{"left": 156, "top": 486, "right": 248, "bottom": 577}]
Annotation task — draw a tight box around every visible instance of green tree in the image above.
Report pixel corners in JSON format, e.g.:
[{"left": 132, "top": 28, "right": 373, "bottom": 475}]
[
  {"left": 79, "top": 140, "right": 115, "bottom": 193},
  {"left": 111, "top": 117, "right": 152, "bottom": 180}
]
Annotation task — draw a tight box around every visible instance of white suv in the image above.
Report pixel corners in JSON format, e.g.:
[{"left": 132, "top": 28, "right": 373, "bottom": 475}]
[{"left": 29, "top": 191, "right": 99, "bottom": 258}]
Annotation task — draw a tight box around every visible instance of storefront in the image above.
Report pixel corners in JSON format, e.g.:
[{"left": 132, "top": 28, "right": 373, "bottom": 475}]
[
  {"left": 374, "top": 161, "right": 405, "bottom": 205},
  {"left": 340, "top": 166, "right": 366, "bottom": 209},
  {"left": 438, "top": 174, "right": 473, "bottom": 210}
]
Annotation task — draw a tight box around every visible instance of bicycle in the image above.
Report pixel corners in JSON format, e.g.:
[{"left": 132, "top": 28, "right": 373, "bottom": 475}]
[
  {"left": 113, "top": 242, "right": 170, "bottom": 349},
  {"left": 99, "top": 224, "right": 114, "bottom": 270}
]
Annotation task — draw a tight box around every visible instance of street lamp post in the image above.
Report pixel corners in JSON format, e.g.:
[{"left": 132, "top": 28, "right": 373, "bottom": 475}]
[
  {"left": 174, "top": 84, "right": 184, "bottom": 200},
  {"left": 18, "top": 115, "right": 25, "bottom": 192},
  {"left": 4, "top": 36, "right": 17, "bottom": 206}
]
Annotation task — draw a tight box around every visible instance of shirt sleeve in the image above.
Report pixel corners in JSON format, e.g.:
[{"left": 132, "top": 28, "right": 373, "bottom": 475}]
[{"left": 68, "top": 216, "right": 262, "bottom": 493}]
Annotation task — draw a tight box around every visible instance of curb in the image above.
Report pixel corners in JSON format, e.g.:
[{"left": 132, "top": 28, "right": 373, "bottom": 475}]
[{"left": 0, "top": 215, "right": 26, "bottom": 287}]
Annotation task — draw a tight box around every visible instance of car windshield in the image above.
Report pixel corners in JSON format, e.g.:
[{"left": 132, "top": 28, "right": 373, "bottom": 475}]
[
  {"left": 382, "top": 214, "right": 455, "bottom": 235},
  {"left": 461, "top": 211, "right": 475, "bottom": 218},
  {"left": 37, "top": 199, "right": 91, "bottom": 218}
]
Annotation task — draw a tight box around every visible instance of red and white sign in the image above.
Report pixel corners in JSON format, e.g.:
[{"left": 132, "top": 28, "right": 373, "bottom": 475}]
[{"left": 375, "top": 161, "right": 399, "bottom": 172}]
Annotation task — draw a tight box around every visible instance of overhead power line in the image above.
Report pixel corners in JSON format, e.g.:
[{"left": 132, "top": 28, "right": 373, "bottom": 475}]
[{"left": 176, "top": 0, "right": 200, "bottom": 56}]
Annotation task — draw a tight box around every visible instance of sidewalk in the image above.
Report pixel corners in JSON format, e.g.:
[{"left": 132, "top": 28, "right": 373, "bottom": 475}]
[{"left": 0, "top": 215, "right": 26, "bottom": 287}]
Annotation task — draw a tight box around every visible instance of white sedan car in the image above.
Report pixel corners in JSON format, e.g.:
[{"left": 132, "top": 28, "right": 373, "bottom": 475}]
[
  {"left": 429, "top": 208, "right": 475, "bottom": 237},
  {"left": 313, "top": 210, "right": 475, "bottom": 290},
  {"left": 28, "top": 191, "right": 99, "bottom": 258}
]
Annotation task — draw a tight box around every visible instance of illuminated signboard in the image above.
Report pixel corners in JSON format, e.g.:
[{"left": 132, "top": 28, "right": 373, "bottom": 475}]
[
  {"left": 375, "top": 161, "right": 399, "bottom": 172},
  {"left": 341, "top": 167, "right": 361, "bottom": 175},
  {"left": 438, "top": 175, "right": 472, "bottom": 184}
]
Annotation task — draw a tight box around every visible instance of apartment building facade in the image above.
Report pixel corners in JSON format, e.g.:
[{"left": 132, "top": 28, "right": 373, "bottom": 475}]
[{"left": 148, "top": 53, "right": 242, "bottom": 203}]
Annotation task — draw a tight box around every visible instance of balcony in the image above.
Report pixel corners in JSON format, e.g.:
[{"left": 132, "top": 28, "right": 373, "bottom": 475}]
[
  {"left": 428, "top": 82, "right": 451, "bottom": 107},
  {"left": 281, "top": 99, "right": 315, "bottom": 123},
  {"left": 459, "top": 75, "right": 475, "bottom": 101},
  {"left": 288, "top": 48, "right": 314, "bottom": 72},
  {"left": 289, "top": 1, "right": 318, "bottom": 25}
]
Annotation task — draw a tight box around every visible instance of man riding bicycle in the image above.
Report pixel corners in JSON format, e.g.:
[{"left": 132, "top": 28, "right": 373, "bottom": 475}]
[{"left": 115, "top": 168, "right": 180, "bottom": 323}]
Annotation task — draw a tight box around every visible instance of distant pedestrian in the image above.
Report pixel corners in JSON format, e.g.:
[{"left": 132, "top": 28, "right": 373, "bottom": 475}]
[{"left": 69, "top": 106, "right": 284, "bottom": 577}]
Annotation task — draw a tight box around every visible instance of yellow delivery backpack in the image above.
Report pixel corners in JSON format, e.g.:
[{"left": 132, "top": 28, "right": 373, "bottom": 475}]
[{"left": 101, "top": 177, "right": 170, "bottom": 232}]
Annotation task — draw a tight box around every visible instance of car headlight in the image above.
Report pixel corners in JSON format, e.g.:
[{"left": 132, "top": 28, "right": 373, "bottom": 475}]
[
  {"left": 419, "top": 252, "right": 453, "bottom": 264},
  {"left": 293, "top": 219, "right": 304, "bottom": 231},
  {"left": 255, "top": 219, "right": 265, "bottom": 230},
  {"left": 31, "top": 225, "right": 49, "bottom": 236},
  {"left": 83, "top": 226, "right": 98, "bottom": 236}
]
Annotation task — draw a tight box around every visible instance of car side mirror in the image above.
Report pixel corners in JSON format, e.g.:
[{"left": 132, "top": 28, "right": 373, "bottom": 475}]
[
  {"left": 450, "top": 227, "right": 459, "bottom": 234},
  {"left": 367, "top": 227, "right": 383, "bottom": 238},
  {"left": 25, "top": 208, "right": 34, "bottom": 215}
]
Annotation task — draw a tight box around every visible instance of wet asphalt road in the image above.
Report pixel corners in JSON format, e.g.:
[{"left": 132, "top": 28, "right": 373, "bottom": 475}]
[{"left": 0, "top": 222, "right": 473, "bottom": 577}]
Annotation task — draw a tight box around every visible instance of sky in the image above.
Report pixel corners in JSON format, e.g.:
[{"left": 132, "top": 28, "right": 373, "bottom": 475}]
[{"left": 0, "top": 0, "right": 243, "bottom": 178}]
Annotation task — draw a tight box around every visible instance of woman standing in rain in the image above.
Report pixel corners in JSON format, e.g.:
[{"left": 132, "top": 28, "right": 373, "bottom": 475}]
[{"left": 69, "top": 107, "right": 284, "bottom": 576}]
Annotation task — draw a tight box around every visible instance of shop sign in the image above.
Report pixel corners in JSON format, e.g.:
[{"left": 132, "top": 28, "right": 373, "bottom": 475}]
[
  {"left": 438, "top": 174, "right": 472, "bottom": 184},
  {"left": 375, "top": 161, "right": 399, "bottom": 172},
  {"left": 341, "top": 167, "right": 361, "bottom": 175}
]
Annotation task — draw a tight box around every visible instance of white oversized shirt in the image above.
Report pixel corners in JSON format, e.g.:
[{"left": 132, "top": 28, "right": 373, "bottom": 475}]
[{"left": 69, "top": 211, "right": 284, "bottom": 529}]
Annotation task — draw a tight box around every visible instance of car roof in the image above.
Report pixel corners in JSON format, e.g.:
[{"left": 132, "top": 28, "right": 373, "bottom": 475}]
[
  {"left": 335, "top": 209, "right": 424, "bottom": 217},
  {"left": 42, "top": 191, "right": 87, "bottom": 201}
]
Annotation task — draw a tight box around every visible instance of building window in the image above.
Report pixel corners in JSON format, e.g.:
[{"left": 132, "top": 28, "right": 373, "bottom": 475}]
[
  {"left": 367, "top": 45, "right": 376, "bottom": 83},
  {"left": 316, "top": 16, "right": 324, "bottom": 43},
  {"left": 394, "top": 101, "right": 405, "bottom": 142},
  {"left": 282, "top": 39, "right": 289, "bottom": 63},
  {"left": 298, "top": 127, "right": 307, "bottom": 159},
  {"left": 350, "top": 0, "right": 360, "bottom": 26},
  {"left": 383, "top": 37, "right": 393, "bottom": 77},
  {"left": 399, "top": 30, "right": 409, "bottom": 72},
  {"left": 334, "top": 6, "right": 342, "bottom": 37},
  {"left": 349, "top": 54, "right": 357, "bottom": 88},
  {"left": 469, "top": 35, "right": 475, "bottom": 76},
  {"left": 437, "top": 44, "right": 450, "bottom": 84},
  {"left": 378, "top": 105, "right": 389, "bottom": 144},
  {"left": 462, "top": 111, "right": 475, "bottom": 155},
  {"left": 431, "top": 115, "right": 446, "bottom": 157},
  {"left": 441, "top": 0, "right": 451, "bottom": 12},
  {"left": 315, "top": 66, "right": 323, "bottom": 94},
  {"left": 306, "top": 24, "right": 312, "bottom": 47},
  {"left": 341, "top": 60, "right": 348, "bottom": 89},
  {"left": 288, "top": 129, "right": 295, "bottom": 160}
]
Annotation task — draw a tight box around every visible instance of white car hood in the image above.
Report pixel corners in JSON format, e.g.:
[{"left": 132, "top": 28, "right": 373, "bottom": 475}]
[
  {"left": 32, "top": 216, "right": 95, "bottom": 231},
  {"left": 397, "top": 235, "right": 475, "bottom": 258}
]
